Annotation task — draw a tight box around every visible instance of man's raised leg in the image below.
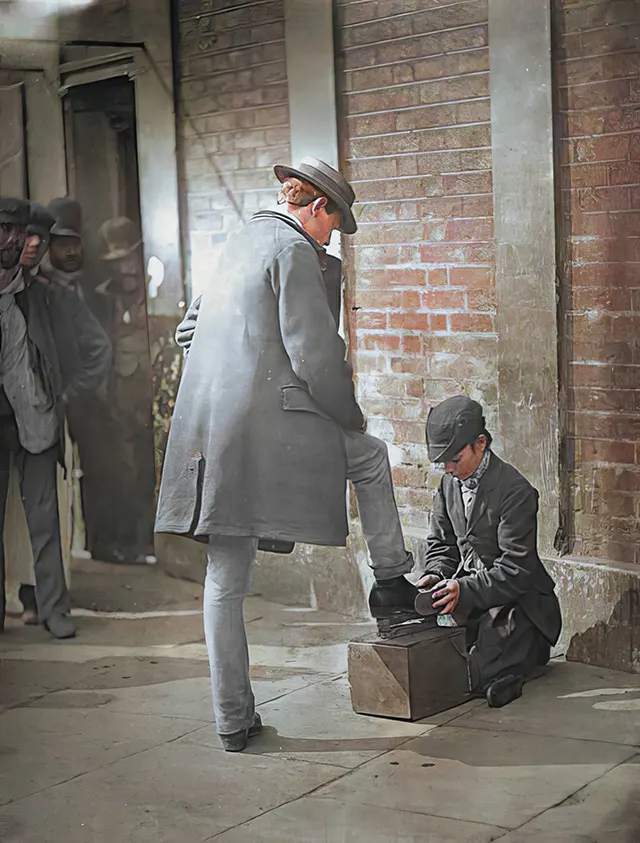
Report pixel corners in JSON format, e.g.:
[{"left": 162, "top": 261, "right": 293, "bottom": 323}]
[{"left": 343, "top": 430, "right": 418, "bottom": 623}]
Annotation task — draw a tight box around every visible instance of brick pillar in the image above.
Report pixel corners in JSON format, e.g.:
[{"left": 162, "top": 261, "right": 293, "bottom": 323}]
[
  {"left": 336, "top": 0, "right": 495, "bottom": 541},
  {"left": 554, "top": 0, "right": 640, "bottom": 565},
  {"left": 489, "top": 0, "right": 559, "bottom": 554}
]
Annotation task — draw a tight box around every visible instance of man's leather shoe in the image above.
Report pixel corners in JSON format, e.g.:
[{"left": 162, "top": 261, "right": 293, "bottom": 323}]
[
  {"left": 45, "top": 613, "right": 76, "bottom": 640},
  {"left": 219, "top": 712, "right": 263, "bottom": 752},
  {"left": 369, "top": 576, "right": 419, "bottom": 619}
]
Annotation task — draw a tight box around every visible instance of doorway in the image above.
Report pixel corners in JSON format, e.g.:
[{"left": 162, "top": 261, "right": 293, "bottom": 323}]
[{"left": 64, "top": 76, "right": 156, "bottom": 565}]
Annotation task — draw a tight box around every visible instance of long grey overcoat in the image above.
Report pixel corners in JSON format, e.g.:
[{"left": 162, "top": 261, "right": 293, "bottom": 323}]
[{"left": 155, "top": 212, "right": 363, "bottom": 546}]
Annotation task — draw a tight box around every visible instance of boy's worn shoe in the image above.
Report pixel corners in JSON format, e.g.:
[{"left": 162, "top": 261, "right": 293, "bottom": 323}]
[{"left": 485, "top": 674, "right": 525, "bottom": 708}]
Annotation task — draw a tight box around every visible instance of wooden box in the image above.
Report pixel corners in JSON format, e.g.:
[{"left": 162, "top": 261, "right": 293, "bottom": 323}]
[{"left": 348, "top": 625, "right": 470, "bottom": 721}]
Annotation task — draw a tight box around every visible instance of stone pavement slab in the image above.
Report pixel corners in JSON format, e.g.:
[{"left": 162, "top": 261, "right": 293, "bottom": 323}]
[
  {"left": 0, "top": 706, "right": 207, "bottom": 805},
  {"left": 496, "top": 756, "right": 640, "bottom": 843},
  {"left": 212, "top": 796, "right": 505, "bottom": 842},
  {"left": 27, "top": 673, "right": 327, "bottom": 722},
  {"left": 0, "top": 739, "right": 346, "bottom": 843},
  {"left": 449, "top": 661, "right": 640, "bottom": 746},
  {"left": 314, "top": 725, "right": 636, "bottom": 829},
  {"left": 184, "top": 675, "right": 432, "bottom": 768}
]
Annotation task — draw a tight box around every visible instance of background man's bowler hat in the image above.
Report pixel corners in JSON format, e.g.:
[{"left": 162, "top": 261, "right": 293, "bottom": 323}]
[
  {"left": 99, "top": 217, "right": 142, "bottom": 261},
  {"left": 0, "top": 197, "right": 30, "bottom": 226},
  {"left": 27, "top": 203, "right": 55, "bottom": 241},
  {"left": 48, "top": 197, "right": 82, "bottom": 238},
  {"left": 273, "top": 157, "right": 358, "bottom": 235}
]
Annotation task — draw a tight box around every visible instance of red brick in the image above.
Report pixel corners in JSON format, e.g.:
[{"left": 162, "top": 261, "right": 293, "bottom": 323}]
[
  {"left": 564, "top": 2, "right": 640, "bottom": 36},
  {"left": 358, "top": 333, "right": 401, "bottom": 352},
  {"left": 390, "top": 356, "right": 425, "bottom": 375},
  {"left": 391, "top": 421, "right": 428, "bottom": 446},
  {"left": 430, "top": 313, "right": 448, "bottom": 332},
  {"left": 615, "top": 470, "right": 640, "bottom": 493},
  {"left": 445, "top": 218, "right": 493, "bottom": 241},
  {"left": 350, "top": 124, "right": 491, "bottom": 160},
  {"left": 571, "top": 263, "right": 639, "bottom": 287},
  {"left": 392, "top": 466, "right": 427, "bottom": 488},
  {"left": 442, "top": 171, "right": 493, "bottom": 197},
  {"left": 564, "top": 186, "right": 630, "bottom": 214},
  {"left": 354, "top": 311, "right": 387, "bottom": 330},
  {"left": 405, "top": 377, "right": 425, "bottom": 398},
  {"left": 572, "top": 287, "right": 632, "bottom": 311},
  {"left": 567, "top": 164, "right": 610, "bottom": 190},
  {"left": 559, "top": 52, "right": 640, "bottom": 86},
  {"left": 572, "top": 237, "right": 640, "bottom": 264},
  {"left": 355, "top": 354, "right": 389, "bottom": 374},
  {"left": 449, "top": 267, "right": 494, "bottom": 288},
  {"left": 449, "top": 313, "right": 494, "bottom": 332},
  {"left": 427, "top": 268, "right": 448, "bottom": 286},
  {"left": 613, "top": 366, "right": 640, "bottom": 389},
  {"left": 467, "top": 288, "right": 497, "bottom": 311},
  {"left": 562, "top": 24, "right": 640, "bottom": 61},
  {"left": 420, "top": 243, "right": 494, "bottom": 263},
  {"left": 421, "top": 289, "right": 465, "bottom": 310},
  {"left": 573, "top": 212, "right": 640, "bottom": 238},
  {"left": 357, "top": 269, "right": 427, "bottom": 289},
  {"left": 565, "top": 79, "right": 630, "bottom": 111},
  {"left": 573, "top": 387, "right": 636, "bottom": 413},
  {"left": 356, "top": 222, "right": 429, "bottom": 246},
  {"left": 402, "top": 335, "right": 423, "bottom": 355},
  {"left": 389, "top": 313, "right": 430, "bottom": 331},
  {"left": 567, "top": 135, "right": 630, "bottom": 165},
  {"left": 418, "top": 195, "right": 493, "bottom": 221},
  {"left": 609, "top": 163, "right": 640, "bottom": 187},
  {"left": 355, "top": 290, "right": 421, "bottom": 310},
  {"left": 577, "top": 439, "right": 636, "bottom": 465},
  {"left": 573, "top": 412, "right": 640, "bottom": 441}
]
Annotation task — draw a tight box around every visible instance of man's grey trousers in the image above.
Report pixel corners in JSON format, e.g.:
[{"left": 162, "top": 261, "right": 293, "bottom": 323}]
[
  {"left": 0, "top": 441, "right": 70, "bottom": 623},
  {"left": 204, "top": 431, "right": 412, "bottom": 735}
]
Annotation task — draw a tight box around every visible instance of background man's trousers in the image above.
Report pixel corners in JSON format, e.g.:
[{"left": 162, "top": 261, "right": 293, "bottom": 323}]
[
  {"left": 0, "top": 418, "right": 70, "bottom": 624},
  {"left": 204, "top": 431, "right": 413, "bottom": 735}
]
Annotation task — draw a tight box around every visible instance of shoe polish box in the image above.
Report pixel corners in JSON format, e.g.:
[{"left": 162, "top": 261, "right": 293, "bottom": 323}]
[{"left": 348, "top": 626, "right": 470, "bottom": 721}]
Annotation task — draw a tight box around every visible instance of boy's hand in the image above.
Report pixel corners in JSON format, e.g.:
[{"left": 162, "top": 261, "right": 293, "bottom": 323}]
[
  {"left": 415, "top": 573, "right": 442, "bottom": 590},
  {"left": 431, "top": 579, "right": 460, "bottom": 615}
]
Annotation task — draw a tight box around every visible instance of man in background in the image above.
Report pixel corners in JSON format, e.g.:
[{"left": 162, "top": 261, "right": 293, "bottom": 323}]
[{"left": 96, "top": 217, "right": 155, "bottom": 564}]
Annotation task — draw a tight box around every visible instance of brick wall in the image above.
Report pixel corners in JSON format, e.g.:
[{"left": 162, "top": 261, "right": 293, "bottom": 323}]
[
  {"left": 555, "top": 0, "right": 640, "bottom": 564},
  {"left": 177, "top": 0, "right": 290, "bottom": 297},
  {"left": 335, "top": 0, "right": 495, "bottom": 533}
]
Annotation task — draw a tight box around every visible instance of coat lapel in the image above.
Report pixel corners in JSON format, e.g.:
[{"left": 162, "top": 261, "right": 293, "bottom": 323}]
[
  {"left": 445, "top": 477, "right": 468, "bottom": 538},
  {"left": 466, "top": 452, "right": 502, "bottom": 533}
]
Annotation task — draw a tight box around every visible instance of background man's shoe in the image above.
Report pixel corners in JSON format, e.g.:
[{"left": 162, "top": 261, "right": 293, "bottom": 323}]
[
  {"left": 486, "top": 674, "right": 524, "bottom": 708},
  {"left": 44, "top": 613, "right": 76, "bottom": 639},
  {"left": 22, "top": 609, "right": 39, "bottom": 625},
  {"left": 368, "top": 576, "right": 418, "bottom": 619},
  {"left": 219, "top": 712, "right": 263, "bottom": 752},
  {"left": 19, "top": 585, "right": 38, "bottom": 624}
]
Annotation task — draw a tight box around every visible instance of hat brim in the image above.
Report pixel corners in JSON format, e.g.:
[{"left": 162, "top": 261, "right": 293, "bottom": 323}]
[
  {"left": 427, "top": 441, "right": 460, "bottom": 464},
  {"left": 101, "top": 240, "right": 142, "bottom": 261},
  {"left": 274, "top": 164, "right": 357, "bottom": 235},
  {"left": 50, "top": 226, "right": 81, "bottom": 238}
]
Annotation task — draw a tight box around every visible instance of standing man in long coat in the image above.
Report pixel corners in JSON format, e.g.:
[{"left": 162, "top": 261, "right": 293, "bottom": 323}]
[{"left": 156, "top": 158, "right": 418, "bottom": 751}]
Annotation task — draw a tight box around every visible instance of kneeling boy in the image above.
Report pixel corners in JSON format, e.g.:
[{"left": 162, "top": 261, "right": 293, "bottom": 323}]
[{"left": 416, "top": 396, "right": 562, "bottom": 707}]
